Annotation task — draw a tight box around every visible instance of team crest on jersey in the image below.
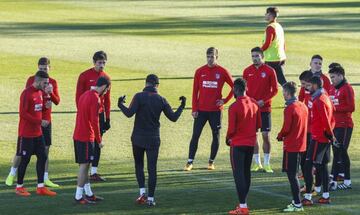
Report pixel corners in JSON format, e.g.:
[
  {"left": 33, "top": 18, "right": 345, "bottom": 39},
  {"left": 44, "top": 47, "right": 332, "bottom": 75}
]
[
  {"left": 261, "top": 72, "right": 266, "bottom": 78},
  {"left": 307, "top": 101, "right": 313, "bottom": 109},
  {"left": 215, "top": 73, "right": 220, "bottom": 79}
]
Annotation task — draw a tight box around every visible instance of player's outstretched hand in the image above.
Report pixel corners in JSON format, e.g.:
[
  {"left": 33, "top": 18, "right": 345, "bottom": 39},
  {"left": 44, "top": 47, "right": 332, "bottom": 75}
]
[
  {"left": 179, "top": 96, "right": 186, "bottom": 107},
  {"left": 118, "top": 95, "right": 126, "bottom": 108}
]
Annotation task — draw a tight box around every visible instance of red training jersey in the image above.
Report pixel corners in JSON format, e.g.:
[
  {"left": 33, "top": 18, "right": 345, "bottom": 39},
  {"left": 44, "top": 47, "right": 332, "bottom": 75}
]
[
  {"left": 192, "top": 64, "right": 233, "bottom": 112},
  {"left": 76, "top": 68, "right": 111, "bottom": 119},
  {"left": 310, "top": 92, "right": 335, "bottom": 143},
  {"left": 226, "top": 96, "right": 261, "bottom": 147},
  {"left": 299, "top": 87, "right": 312, "bottom": 132},
  {"left": 243, "top": 64, "right": 278, "bottom": 112},
  {"left": 26, "top": 76, "right": 60, "bottom": 122},
  {"left": 277, "top": 101, "right": 308, "bottom": 152},
  {"left": 73, "top": 90, "right": 102, "bottom": 143},
  {"left": 18, "top": 86, "right": 43, "bottom": 137},
  {"left": 329, "top": 81, "right": 355, "bottom": 128}
]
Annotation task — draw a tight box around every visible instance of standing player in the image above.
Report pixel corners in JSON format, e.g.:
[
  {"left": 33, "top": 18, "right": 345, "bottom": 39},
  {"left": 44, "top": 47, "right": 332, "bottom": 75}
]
[
  {"left": 261, "top": 6, "right": 287, "bottom": 86},
  {"left": 227, "top": 78, "right": 261, "bottom": 215},
  {"left": 243, "top": 47, "right": 278, "bottom": 173},
  {"left": 15, "top": 71, "right": 56, "bottom": 197},
  {"left": 118, "top": 74, "right": 186, "bottom": 206},
  {"left": 328, "top": 65, "right": 355, "bottom": 190},
  {"left": 76, "top": 51, "right": 111, "bottom": 182},
  {"left": 184, "top": 47, "right": 233, "bottom": 171},
  {"left": 302, "top": 76, "right": 335, "bottom": 206},
  {"left": 5, "top": 57, "right": 60, "bottom": 188},
  {"left": 277, "top": 82, "right": 308, "bottom": 212},
  {"left": 73, "top": 77, "right": 110, "bottom": 204}
]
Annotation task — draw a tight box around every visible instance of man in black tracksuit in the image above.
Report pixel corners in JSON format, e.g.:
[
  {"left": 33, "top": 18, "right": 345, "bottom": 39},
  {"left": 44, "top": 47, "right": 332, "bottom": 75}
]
[{"left": 118, "top": 74, "right": 186, "bottom": 206}]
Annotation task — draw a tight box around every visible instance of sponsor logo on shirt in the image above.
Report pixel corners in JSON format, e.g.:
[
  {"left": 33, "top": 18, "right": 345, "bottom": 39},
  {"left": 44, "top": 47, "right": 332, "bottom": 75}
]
[
  {"left": 201, "top": 74, "right": 206, "bottom": 77},
  {"left": 202, "top": 81, "right": 218, "bottom": 88},
  {"left": 261, "top": 72, "right": 266, "bottom": 78},
  {"left": 34, "top": 104, "right": 43, "bottom": 112}
]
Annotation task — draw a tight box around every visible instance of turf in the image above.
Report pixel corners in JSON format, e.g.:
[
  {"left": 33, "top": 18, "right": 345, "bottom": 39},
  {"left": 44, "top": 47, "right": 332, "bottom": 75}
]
[{"left": 0, "top": 0, "right": 359, "bottom": 214}]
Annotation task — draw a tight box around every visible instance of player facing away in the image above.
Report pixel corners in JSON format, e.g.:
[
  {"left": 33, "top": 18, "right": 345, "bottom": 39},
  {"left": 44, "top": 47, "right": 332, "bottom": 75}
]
[
  {"left": 73, "top": 77, "right": 110, "bottom": 204},
  {"left": 302, "top": 76, "right": 335, "bottom": 206},
  {"left": 6, "top": 57, "right": 60, "bottom": 188},
  {"left": 118, "top": 74, "right": 186, "bottom": 206},
  {"left": 184, "top": 47, "right": 234, "bottom": 171},
  {"left": 76, "top": 51, "right": 111, "bottom": 182},
  {"left": 242, "top": 47, "right": 278, "bottom": 173},
  {"left": 277, "top": 82, "right": 308, "bottom": 212},
  {"left": 261, "top": 6, "right": 287, "bottom": 86},
  {"left": 328, "top": 65, "right": 355, "bottom": 190},
  {"left": 226, "top": 78, "right": 261, "bottom": 215},
  {"left": 15, "top": 71, "right": 57, "bottom": 197}
]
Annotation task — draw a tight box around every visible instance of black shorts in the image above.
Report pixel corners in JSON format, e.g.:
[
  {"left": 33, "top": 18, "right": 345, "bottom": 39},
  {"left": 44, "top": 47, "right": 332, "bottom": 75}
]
[
  {"left": 260, "top": 112, "right": 271, "bottom": 132},
  {"left": 99, "top": 112, "right": 106, "bottom": 136},
  {"left": 265, "top": 61, "right": 286, "bottom": 86},
  {"left": 42, "top": 123, "right": 52, "bottom": 146},
  {"left": 74, "top": 140, "right": 95, "bottom": 164},
  {"left": 16, "top": 136, "right": 45, "bottom": 156},
  {"left": 306, "top": 140, "right": 330, "bottom": 164},
  {"left": 282, "top": 151, "right": 301, "bottom": 172}
]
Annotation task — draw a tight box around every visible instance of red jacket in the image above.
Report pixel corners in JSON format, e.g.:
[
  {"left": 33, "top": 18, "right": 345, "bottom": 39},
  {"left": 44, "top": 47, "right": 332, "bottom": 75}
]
[
  {"left": 329, "top": 81, "right": 355, "bottom": 128},
  {"left": 26, "top": 76, "right": 60, "bottom": 122},
  {"left": 18, "top": 86, "right": 43, "bottom": 137},
  {"left": 192, "top": 64, "right": 233, "bottom": 112},
  {"left": 226, "top": 96, "right": 261, "bottom": 147},
  {"left": 76, "top": 68, "right": 111, "bottom": 119},
  {"left": 73, "top": 90, "right": 102, "bottom": 143},
  {"left": 243, "top": 64, "right": 278, "bottom": 112},
  {"left": 320, "top": 73, "right": 332, "bottom": 93},
  {"left": 277, "top": 101, "right": 308, "bottom": 152},
  {"left": 310, "top": 92, "right": 335, "bottom": 143},
  {"left": 299, "top": 87, "right": 312, "bottom": 132}
]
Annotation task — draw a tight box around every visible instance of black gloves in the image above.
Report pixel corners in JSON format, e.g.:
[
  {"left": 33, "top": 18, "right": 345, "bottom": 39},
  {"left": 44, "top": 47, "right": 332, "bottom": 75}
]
[
  {"left": 104, "top": 119, "right": 110, "bottom": 131},
  {"left": 179, "top": 96, "right": 186, "bottom": 108},
  {"left": 118, "top": 95, "right": 126, "bottom": 108},
  {"left": 226, "top": 138, "right": 231, "bottom": 146}
]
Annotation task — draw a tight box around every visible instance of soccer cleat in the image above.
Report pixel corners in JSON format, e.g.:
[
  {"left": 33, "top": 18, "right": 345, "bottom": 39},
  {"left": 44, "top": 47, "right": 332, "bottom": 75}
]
[
  {"left": 329, "top": 181, "right": 337, "bottom": 191},
  {"left": 297, "top": 173, "right": 304, "bottom": 180},
  {"left": 90, "top": 173, "right": 106, "bottom": 182},
  {"left": 283, "top": 203, "right": 304, "bottom": 212},
  {"left": 16, "top": 187, "right": 31, "bottom": 197},
  {"left": 263, "top": 165, "right": 274, "bottom": 173},
  {"left": 337, "top": 183, "right": 352, "bottom": 190},
  {"left": 317, "top": 197, "right": 330, "bottom": 204},
  {"left": 207, "top": 163, "right": 215, "bottom": 170},
  {"left": 147, "top": 200, "right": 156, "bottom": 207},
  {"left": 5, "top": 174, "right": 15, "bottom": 186},
  {"left": 86, "top": 194, "right": 104, "bottom": 202},
  {"left": 301, "top": 198, "right": 313, "bottom": 206},
  {"left": 228, "top": 206, "right": 249, "bottom": 215},
  {"left": 251, "top": 163, "right": 263, "bottom": 172},
  {"left": 45, "top": 179, "right": 60, "bottom": 188},
  {"left": 36, "top": 187, "right": 57, "bottom": 196},
  {"left": 184, "top": 163, "right": 193, "bottom": 171},
  {"left": 75, "top": 197, "right": 96, "bottom": 205},
  {"left": 336, "top": 175, "right": 344, "bottom": 182},
  {"left": 135, "top": 194, "right": 147, "bottom": 204}
]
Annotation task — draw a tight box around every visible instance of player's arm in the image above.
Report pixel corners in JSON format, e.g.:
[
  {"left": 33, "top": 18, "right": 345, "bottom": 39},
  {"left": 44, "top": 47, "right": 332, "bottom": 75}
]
[
  {"left": 298, "top": 87, "right": 305, "bottom": 102},
  {"left": 277, "top": 107, "right": 292, "bottom": 140},
  {"left": 25, "top": 77, "right": 32, "bottom": 88},
  {"left": 75, "top": 74, "right": 85, "bottom": 109},
  {"left": 162, "top": 97, "right": 185, "bottom": 122},
  {"left": 263, "top": 70, "right": 279, "bottom": 103},
  {"left": 50, "top": 80, "right": 60, "bottom": 105},
  {"left": 226, "top": 105, "right": 237, "bottom": 144},
  {"left": 90, "top": 97, "right": 102, "bottom": 144},
  {"left": 104, "top": 85, "right": 111, "bottom": 120},
  {"left": 222, "top": 69, "right": 234, "bottom": 104},
  {"left": 19, "top": 91, "right": 42, "bottom": 124},
  {"left": 261, "top": 26, "right": 275, "bottom": 51},
  {"left": 118, "top": 94, "right": 139, "bottom": 118},
  {"left": 192, "top": 70, "right": 200, "bottom": 113},
  {"left": 336, "top": 86, "right": 355, "bottom": 112},
  {"left": 317, "top": 101, "right": 334, "bottom": 138}
]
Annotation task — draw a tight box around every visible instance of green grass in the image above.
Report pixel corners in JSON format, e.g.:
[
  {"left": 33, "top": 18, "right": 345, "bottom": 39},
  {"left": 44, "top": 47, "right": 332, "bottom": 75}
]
[{"left": 0, "top": 0, "right": 359, "bottom": 214}]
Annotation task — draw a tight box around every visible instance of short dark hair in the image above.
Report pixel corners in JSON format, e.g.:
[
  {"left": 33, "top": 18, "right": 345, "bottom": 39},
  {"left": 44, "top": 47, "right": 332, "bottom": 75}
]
[
  {"left": 35, "top": 70, "right": 49, "bottom": 79},
  {"left": 266, "top": 7, "right": 279, "bottom": 17},
  {"left": 299, "top": 70, "right": 313, "bottom": 82},
  {"left": 233, "top": 78, "right": 246, "bottom": 95},
  {"left": 96, "top": 76, "right": 110, "bottom": 88},
  {"left": 93, "top": 51, "right": 107, "bottom": 62},
  {"left": 251, "top": 46, "right": 263, "bottom": 54},
  {"left": 206, "top": 47, "right": 218, "bottom": 56},
  {"left": 328, "top": 62, "right": 341, "bottom": 70},
  {"left": 146, "top": 74, "right": 159, "bottom": 86},
  {"left": 283, "top": 81, "right": 297, "bottom": 96},
  {"left": 38, "top": 57, "right": 50, "bottom": 65},
  {"left": 310, "top": 76, "right": 323, "bottom": 88},
  {"left": 311, "top": 54, "right": 323, "bottom": 61},
  {"left": 329, "top": 66, "right": 345, "bottom": 76}
]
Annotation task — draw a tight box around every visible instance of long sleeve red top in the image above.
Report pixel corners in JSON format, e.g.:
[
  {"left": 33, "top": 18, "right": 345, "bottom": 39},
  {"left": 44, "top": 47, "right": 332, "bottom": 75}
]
[
  {"left": 277, "top": 101, "right": 308, "bottom": 152},
  {"left": 310, "top": 93, "right": 335, "bottom": 143},
  {"left": 298, "top": 87, "right": 312, "bottom": 132},
  {"left": 192, "top": 64, "right": 234, "bottom": 112},
  {"left": 328, "top": 81, "right": 355, "bottom": 128},
  {"left": 76, "top": 68, "right": 111, "bottom": 119},
  {"left": 26, "top": 76, "right": 60, "bottom": 122},
  {"left": 226, "top": 96, "right": 261, "bottom": 147},
  {"left": 73, "top": 90, "right": 102, "bottom": 143},
  {"left": 243, "top": 64, "right": 278, "bottom": 112},
  {"left": 18, "top": 86, "right": 43, "bottom": 137}
]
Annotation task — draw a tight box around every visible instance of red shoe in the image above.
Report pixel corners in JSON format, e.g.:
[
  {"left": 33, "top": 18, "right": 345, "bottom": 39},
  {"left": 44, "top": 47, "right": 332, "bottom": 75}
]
[
  {"left": 75, "top": 197, "right": 96, "bottom": 205},
  {"left": 90, "top": 173, "right": 106, "bottom": 182},
  {"left": 317, "top": 197, "right": 331, "bottom": 204},
  {"left": 16, "top": 187, "right": 31, "bottom": 197},
  {"left": 36, "top": 187, "right": 57, "bottom": 196},
  {"left": 135, "top": 194, "right": 147, "bottom": 204},
  {"left": 86, "top": 194, "right": 104, "bottom": 202},
  {"left": 301, "top": 198, "right": 313, "bottom": 206},
  {"left": 229, "top": 206, "right": 249, "bottom": 215},
  {"left": 336, "top": 175, "right": 344, "bottom": 182}
]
